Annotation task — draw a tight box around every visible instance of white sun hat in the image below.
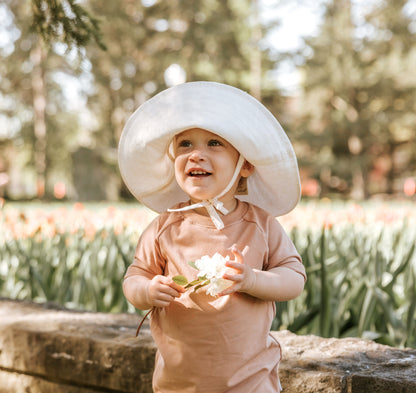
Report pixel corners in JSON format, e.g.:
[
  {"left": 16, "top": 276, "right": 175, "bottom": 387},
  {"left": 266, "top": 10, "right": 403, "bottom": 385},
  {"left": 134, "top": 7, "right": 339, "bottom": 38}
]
[{"left": 118, "top": 81, "right": 301, "bottom": 218}]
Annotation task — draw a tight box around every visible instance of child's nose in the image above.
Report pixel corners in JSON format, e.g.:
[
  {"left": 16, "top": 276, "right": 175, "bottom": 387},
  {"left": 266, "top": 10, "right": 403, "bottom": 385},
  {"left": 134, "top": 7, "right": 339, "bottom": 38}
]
[{"left": 189, "top": 148, "right": 206, "bottom": 161}]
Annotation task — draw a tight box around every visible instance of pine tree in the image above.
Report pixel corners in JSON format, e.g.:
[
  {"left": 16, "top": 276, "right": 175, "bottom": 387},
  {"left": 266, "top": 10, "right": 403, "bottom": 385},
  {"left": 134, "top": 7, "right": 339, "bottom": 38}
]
[
  {"left": 361, "top": 0, "right": 416, "bottom": 194},
  {"left": 31, "top": 0, "right": 105, "bottom": 53},
  {"left": 83, "top": 0, "right": 281, "bottom": 198},
  {"left": 296, "top": 0, "right": 416, "bottom": 198},
  {"left": 1, "top": 0, "right": 286, "bottom": 200},
  {"left": 1, "top": 0, "right": 83, "bottom": 198}
]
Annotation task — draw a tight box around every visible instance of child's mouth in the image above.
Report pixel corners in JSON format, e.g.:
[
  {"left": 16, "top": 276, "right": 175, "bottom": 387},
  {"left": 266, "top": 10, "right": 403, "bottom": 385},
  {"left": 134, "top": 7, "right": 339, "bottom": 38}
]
[{"left": 188, "top": 170, "right": 211, "bottom": 177}]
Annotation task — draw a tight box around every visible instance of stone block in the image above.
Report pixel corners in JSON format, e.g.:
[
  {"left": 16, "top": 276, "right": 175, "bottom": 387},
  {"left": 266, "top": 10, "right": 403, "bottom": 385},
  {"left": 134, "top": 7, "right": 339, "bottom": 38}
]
[
  {"left": 275, "top": 331, "right": 416, "bottom": 393},
  {"left": 0, "top": 299, "right": 155, "bottom": 392},
  {"left": 0, "top": 299, "right": 415, "bottom": 393}
]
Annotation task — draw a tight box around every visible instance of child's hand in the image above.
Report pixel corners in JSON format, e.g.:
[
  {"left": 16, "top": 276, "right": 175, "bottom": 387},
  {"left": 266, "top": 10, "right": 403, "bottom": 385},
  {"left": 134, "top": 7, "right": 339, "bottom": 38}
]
[
  {"left": 218, "top": 246, "right": 256, "bottom": 296},
  {"left": 147, "top": 275, "right": 185, "bottom": 307}
]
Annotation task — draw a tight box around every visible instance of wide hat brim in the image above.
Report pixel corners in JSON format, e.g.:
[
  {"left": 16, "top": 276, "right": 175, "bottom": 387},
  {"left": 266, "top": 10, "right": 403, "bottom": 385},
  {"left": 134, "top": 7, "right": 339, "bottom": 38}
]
[{"left": 118, "top": 81, "right": 301, "bottom": 217}]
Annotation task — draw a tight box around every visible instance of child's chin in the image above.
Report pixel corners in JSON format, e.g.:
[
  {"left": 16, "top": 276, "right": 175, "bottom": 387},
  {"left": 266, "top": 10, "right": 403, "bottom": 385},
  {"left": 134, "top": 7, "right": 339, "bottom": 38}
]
[{"left": 189, "top": 193, "right": 216, "bottom": 202}]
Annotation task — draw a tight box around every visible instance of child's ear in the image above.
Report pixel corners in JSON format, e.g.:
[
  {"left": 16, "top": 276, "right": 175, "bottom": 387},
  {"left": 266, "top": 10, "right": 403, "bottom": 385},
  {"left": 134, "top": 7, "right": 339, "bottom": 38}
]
[
  {"left": 236, "top": 160, "right": 254, "bottom": 195},
  {"left": 240, "top": 160, "right": 254, "bottom": 178}
]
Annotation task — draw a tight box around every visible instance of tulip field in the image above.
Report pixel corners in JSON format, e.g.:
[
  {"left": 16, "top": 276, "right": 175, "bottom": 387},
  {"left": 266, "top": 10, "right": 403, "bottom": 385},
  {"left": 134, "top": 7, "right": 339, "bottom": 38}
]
[{"left": 1, "top": 200, "right": 415, "bottom": 348}]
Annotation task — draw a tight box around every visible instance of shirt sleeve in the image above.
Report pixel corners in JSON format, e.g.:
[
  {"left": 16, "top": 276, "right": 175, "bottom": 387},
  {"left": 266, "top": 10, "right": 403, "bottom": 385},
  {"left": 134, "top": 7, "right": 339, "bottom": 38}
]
[
  {"left": 266, "top": 216, "right": 307, "bottom": 282},
  {"left": 124, "top": 216, "right": 165, "bottom": 281}
]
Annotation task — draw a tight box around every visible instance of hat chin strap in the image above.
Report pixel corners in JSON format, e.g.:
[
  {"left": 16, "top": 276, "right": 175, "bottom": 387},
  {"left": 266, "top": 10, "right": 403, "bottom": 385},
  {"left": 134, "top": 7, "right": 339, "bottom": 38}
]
[{"left": 167, "top": 155, "right": 245, "bottom": 230}]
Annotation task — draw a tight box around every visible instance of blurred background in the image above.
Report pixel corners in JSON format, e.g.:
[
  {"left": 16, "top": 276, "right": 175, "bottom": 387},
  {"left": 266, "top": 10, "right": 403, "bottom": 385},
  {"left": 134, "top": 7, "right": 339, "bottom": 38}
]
[
  {"left": 1, "top": 0, "right": 416, "bottom": 348},
  {"left": 1, "top": 0, "right": 415, "bottom": 202}
]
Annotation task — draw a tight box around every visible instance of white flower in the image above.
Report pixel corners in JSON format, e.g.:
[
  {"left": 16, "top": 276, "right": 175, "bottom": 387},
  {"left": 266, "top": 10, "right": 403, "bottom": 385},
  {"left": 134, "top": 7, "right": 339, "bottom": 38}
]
[{"left": 195, "top": 252, "right": 234, "bottom": 296}]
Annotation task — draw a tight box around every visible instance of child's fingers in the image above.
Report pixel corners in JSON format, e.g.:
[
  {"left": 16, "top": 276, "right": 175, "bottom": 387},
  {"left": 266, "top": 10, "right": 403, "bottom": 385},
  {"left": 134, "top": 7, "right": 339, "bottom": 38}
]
[
  {"left": 225, "top": 260, "right": 244, "bottom": 273},
  {"left": 218, "top": 275, "right": 245, "bottom": 296},
  {"left": 231, "top": 245, "right": 244, "bottom": 264},
  {"left": 168, "top": 279, "right": 186, "bottom": 293},
  {"left": 153, "top": 294, "right": 175, "bottom": 307},
  {"left": 165, "top": 285, "right": 183, "bottom": 298},
  {"left": 225, "top": 246, "right": 246, "bottom": 280},
  {"left": 157, "top": 275, "right": 185, "bottom": 293},
  {"left": 220, "top": 245, "right": 255, "bottom": 296},
  {"left": 230, "top": 244, "right": 249, "bottom": 262},
  {"left": 217, "top": 287, "right": 235, "bottom": 297},
  {"left": 151, "top": 288, "right": 181, "bottom": 308},
  {"left": 148, "top": 276, "right": 184, "bottom": 307}
]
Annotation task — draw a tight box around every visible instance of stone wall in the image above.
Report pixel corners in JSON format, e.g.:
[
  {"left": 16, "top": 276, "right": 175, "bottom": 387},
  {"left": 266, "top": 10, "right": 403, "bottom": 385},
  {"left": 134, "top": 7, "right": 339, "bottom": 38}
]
[{"left": 0, "top": 299, "right": 415, "bottom": 393}]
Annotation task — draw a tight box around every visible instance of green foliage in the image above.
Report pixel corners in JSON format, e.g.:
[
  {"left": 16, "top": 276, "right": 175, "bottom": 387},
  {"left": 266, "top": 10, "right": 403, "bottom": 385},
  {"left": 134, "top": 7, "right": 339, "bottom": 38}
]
[
  {"left": 172, "top": 275, "right": 188, "bottom": 286},
  {"left": 0, "top": 1, "right": 91, "bottom": 199},
  {"left": 31, "top": 0, "right": 106, "bottom": 51},
  {"left": 1, "top": 227, "right": 136, "bottom": 313},
  {"left": 1, "top": 0, "right": 280, "bottom": 200},
  {"left": 172, "top": 263, "right": 212, "bottom": 292},
  {"left": 172, "top": 261, "right": 207, "bottom": 289},
  {"left": 275, "top": 221, "right": 416, "bottom": 349},
  {"left": 1, "top": 202, "right": 415, "bottom": 348},
  {"left": 83, "top": 0, "right": 275, "bottom": 149},
  {"left": 0, "top": 202, "right": 156, "bottom": 312},
  {"left": 295, "top": 0, "right": 416, "bottom": 197},
  {"left": 2, "top": 0, "right": 415, "bottom": 200}
]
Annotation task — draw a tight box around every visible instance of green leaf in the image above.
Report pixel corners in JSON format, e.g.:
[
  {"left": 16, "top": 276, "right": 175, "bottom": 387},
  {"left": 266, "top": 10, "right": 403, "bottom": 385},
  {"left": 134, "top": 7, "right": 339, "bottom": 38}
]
[
  {"left": 188, "top": 261, "right": 198, "bottom": 270},
  {"left": 185, "top": 278, "right": 202, "bottom": 288},
  {"left": 194, "top": 279, "right": 210, "bottom": 291},
  {"left": 358, "top": 287, "right": 376, "bottom": 336},
  {"left": 172, "top": 275, "right": 188, "bottom": 286},
  {"left": 288, "top": 305, "right": 320, "bottom": 332}
]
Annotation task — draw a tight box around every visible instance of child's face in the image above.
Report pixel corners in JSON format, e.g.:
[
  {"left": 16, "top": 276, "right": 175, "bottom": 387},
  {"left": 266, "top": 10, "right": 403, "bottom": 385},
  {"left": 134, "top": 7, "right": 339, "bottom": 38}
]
[{"left": 173, "top": 128, "right": 240, "bottom": 203}]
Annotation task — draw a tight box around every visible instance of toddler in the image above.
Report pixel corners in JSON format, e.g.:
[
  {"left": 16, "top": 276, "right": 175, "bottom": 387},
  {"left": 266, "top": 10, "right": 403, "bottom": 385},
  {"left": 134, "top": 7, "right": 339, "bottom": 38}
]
[{"left": 118, "top": 82, "right": 306, "bottom": 393}]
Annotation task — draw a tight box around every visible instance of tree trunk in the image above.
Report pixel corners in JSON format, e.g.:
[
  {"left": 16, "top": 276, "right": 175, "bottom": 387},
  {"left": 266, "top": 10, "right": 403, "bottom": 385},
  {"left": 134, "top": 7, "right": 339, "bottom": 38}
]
[
  {"left": 250, "top": 0, "right": 262, "bottom": 100},
  {"left": 30, "top": 43, "right": 47, "bottom": 199},
  {"left": 350, "top": 166, "right": 366, "bottom": 200}
]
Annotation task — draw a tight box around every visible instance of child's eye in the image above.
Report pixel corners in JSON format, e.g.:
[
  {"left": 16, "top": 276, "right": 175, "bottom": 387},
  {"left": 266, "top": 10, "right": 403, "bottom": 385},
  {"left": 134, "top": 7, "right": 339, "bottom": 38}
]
[
  {"left": 208, "top": 139, "right": 223, "bottom": 147},
  {"left": 178, "top": 140, "right": 192, "bottom": 148}
]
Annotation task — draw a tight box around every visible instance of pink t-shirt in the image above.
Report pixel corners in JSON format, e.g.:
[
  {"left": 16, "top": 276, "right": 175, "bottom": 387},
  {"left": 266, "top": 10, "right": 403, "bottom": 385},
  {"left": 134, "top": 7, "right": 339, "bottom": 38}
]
[{"left": 125, "top": 200, "right": 306, "bottom": 393}]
